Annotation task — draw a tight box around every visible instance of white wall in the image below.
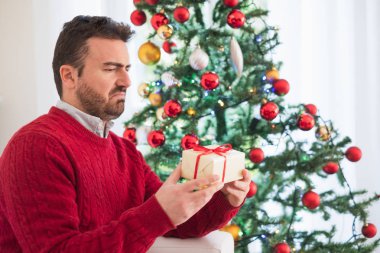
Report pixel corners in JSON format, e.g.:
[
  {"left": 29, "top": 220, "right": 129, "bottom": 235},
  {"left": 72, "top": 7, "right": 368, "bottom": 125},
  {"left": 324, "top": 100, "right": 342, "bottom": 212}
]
[{"left": 0, "top": 0, "right": 38, "bottom": 148}]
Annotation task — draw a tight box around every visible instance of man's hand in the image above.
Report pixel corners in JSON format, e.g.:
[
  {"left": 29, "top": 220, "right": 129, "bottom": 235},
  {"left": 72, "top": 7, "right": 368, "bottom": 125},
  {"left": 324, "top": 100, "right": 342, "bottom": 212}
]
[
  {"left": 221, "top": 169, "right": 251, "bottom": 207},
  {"left": 155, "top": 163, "right": 224, "bottom": 226}
]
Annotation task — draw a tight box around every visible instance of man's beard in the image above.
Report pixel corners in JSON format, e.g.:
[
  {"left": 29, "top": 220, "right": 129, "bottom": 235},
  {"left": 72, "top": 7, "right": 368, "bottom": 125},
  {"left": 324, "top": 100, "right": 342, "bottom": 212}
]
[{"left": 76, "top": 81, "right": 125, "bottom": 121}]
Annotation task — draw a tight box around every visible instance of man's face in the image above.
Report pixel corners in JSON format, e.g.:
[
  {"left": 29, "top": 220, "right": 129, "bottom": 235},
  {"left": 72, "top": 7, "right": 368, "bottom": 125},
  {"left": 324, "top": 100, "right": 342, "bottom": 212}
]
[{"left": 76, "top": 37, "right": 131, "bottom": 121}]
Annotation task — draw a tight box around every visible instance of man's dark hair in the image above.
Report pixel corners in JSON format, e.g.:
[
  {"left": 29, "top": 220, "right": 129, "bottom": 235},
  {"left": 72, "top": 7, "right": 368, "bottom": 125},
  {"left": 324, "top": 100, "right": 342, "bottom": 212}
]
[{"left": 52, "top": 15, "right": 134, "bottom": 98}]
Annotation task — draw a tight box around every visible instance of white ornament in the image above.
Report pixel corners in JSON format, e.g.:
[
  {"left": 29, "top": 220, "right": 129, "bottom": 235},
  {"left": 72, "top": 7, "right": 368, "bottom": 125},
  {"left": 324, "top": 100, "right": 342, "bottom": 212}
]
[
  {"left": 161, "top": 72, "right": 179, "bottom": 87},
  {"left": 189, "top": 47, "right": 209, "bottom": 70},
  {"left": 230, "top": 36, "right": 244, "bottom": 77},
  {"left": 156, "top": 107, "right": 166, "bottom": 121}
]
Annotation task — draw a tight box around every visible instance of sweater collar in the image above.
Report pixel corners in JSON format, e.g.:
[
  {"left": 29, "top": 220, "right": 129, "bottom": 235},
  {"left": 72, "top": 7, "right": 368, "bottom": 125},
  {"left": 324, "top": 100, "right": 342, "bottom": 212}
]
[{"left": 56, "top": 100, "right": 114, "bottom": 138}]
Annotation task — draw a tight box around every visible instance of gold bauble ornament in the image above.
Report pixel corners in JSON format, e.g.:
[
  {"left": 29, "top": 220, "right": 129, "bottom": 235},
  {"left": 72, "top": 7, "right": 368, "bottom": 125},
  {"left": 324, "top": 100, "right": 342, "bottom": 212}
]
[
  {"left": 315, "top": 126, "right": 331, "bottom": 141},
  {"left": 266, "top": 68, "right": 279, "bottom": 82},
  {"left": 220, "top": 224, "right": 241, "bottom": 241},
  {"left": 187, "top": 107, "right": 197, "bottom": 117},
  {"left": 157, "top": 24, "right": 174, "bottom": 40},
  {"left": 137, "top": 83, "right": 150, "bottom": 97},
  {"left": 148, "top": 93, "right": 162, "bottom": 106},
  {"left": 138, "top": 41, "right": 161, "bottom": 65}
]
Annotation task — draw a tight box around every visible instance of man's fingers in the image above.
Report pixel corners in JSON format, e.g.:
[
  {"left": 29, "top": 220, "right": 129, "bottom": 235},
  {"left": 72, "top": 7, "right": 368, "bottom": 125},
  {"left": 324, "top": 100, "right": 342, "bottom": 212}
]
[
  {"left": 191, "top": 181, "right": 224, "bottom": 201},
  {"left": 182, "top": 175, "right": 220, "bottom": 192},
  {"left": 242, "top": 169, "right": 251, "bottom": 182},
  {"left": 164, "top": 163, "right": 182, "bottom": 185}
]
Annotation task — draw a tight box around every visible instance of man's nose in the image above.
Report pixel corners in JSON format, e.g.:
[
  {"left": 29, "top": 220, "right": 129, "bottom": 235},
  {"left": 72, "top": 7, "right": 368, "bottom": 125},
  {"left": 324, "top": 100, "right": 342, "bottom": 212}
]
[{"left": 117, "top": 69, "right": 131, "bottom": 88}]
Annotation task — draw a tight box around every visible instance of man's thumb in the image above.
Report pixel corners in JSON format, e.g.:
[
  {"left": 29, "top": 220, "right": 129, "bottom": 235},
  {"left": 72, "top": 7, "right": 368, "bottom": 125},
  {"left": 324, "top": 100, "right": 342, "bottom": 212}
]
[{"left": 164, "top": 163, "right": 182, "bottom": 185}]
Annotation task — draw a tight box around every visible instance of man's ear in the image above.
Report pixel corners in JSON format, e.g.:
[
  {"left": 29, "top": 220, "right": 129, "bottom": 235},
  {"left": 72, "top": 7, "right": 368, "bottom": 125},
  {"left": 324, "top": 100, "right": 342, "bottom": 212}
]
[{"left": 60, "top": 64, "right": 78, "bottom": 90}]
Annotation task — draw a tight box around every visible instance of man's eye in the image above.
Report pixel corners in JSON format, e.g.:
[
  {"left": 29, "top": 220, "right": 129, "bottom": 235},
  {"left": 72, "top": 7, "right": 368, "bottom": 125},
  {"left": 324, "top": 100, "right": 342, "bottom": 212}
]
[{"left": 105, "top": 69, "right": 115, "bottom": 72}]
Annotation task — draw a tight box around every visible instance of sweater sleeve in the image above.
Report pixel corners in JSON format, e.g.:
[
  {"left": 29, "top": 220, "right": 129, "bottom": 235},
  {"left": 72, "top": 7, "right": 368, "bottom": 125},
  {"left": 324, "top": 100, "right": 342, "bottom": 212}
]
[
  {"left": 164, "top": 191, "right": 241, "bottom": 238},
  {"left": 0, "top": 134, "right": 174, "bottom": 253},
  {"left": 136, "top": 153, "right": 241, "bottom": 239}
]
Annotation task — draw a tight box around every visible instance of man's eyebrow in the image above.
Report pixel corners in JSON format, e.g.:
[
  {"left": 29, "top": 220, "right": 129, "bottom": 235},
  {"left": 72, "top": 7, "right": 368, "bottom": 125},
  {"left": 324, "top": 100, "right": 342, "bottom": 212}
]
[{"left": 103, "top": 62, "right": 131, "bottom": 69}]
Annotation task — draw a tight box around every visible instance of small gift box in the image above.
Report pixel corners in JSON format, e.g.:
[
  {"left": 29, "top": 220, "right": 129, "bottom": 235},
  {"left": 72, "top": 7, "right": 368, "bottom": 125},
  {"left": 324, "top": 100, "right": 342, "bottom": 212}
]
[{"left": 181, "top": 144, "right": 245, "bottom": 183}]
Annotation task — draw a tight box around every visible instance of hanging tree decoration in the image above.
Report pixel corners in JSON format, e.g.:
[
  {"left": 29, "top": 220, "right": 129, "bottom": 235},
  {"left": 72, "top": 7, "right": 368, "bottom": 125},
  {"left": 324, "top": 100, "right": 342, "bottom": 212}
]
[
  {"left": 164, "top": 99, "right": 182, "bottom": 118},
  {"left": 173, "top": 5, "right": 190, "bottom": 23},
  {"left": 266, "top": 67, "right": 280, "bottom": 83},
  {"left": 302, "top": 190, "right": 321, "bottom": 210},
  {"left": 161, "top": 72, "right": 179, "bottom": 87},
  {"left": 200, "top": 72, "right": 219, "bottom": 90},
  {"left": 273, "top": 242, "right": 291, "bottom": 253},
  {"left": 137, "top": 82, "right": 150, "bottom": 97},
  {"left": 130, "top": 10, "right": 147, "bottom": 26},
  {"left": 138, "top": 41, "right": 161, "bottom": 65},
  {"left": 249, "top": 148, "right": 264, "bottom": 164},
  {"left": 315, "top": 125, "right": 331, "bottom": 141},
  {"left": 148, "top": 93, "right": 162, "bottom": 107},
  {"left": 297, "top": 113, "right": 315, "bottom": 131},
  {"left": 157, "top": 24, "right": 174, "bottom": 40},
  {"left": 362, "top": 223, "right": 378, "bottom": 238},
  {"left": 273, "top": 79, "right": 290, "bottom": 96},
  {"left": 123, "top": 127, "right": 137, "bottom": 144},
  {"left": 151, "top": 12, "right": 169, "bottom": 30},
  {"left": 224, "top": 0, "right": 239, "bottom": 7},
  {"left": 227, "top": 9, "right": 245, "bottom": 28},
  {"left": 181, "top": 134, "right": 199, "bottom": 150},
  {"left": 189, "top": 47, "right": 209, "bottom": 70},
  {"left": 147, "top": 130, "right": 165, "bottom": 148},
  {"left": 246, "top": 181, "right": 257, "bottom": 198},
  {"left": 162, "top": 40, "right": 176, "bottom": 53},
  {"left": 156, "top": 107, "right": 167, "bottom": 121},
  {"left": 322, "top": 162, "right": 339, "bottom": 174},
  {"left": 260, "top": 101, "right": 279, "bottom": 121},
  {"left": 230, "top": 36, "right": 244, "bottom": 77},
  {"left": 345, "top": 146, "right": 362, "bottom": 162},
  {"left": 145, "top": 0, "right": 158, "bottom": 5},
  {"left": 304, "top": 103, "right": 318, "bottom": 115}
]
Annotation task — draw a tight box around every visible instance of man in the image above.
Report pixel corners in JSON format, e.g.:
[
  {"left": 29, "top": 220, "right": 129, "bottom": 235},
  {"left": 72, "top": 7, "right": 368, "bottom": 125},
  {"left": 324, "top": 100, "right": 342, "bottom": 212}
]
[{"left": 0, "top": 16, "right": 250, "bottom": 252}]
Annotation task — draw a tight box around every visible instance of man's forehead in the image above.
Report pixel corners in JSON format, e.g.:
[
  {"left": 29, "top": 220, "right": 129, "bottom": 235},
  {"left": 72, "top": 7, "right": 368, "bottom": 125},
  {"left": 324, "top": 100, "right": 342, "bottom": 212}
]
[{"left": 86, "top": 37, "right": 129, "bottom": 61}]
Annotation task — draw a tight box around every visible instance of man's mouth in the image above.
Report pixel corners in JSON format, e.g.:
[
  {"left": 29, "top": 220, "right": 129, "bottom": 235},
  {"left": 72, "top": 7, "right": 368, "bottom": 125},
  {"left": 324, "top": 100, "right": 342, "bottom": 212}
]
[{"left": 110, "top": 91, "right": 126, "bottom": 99}]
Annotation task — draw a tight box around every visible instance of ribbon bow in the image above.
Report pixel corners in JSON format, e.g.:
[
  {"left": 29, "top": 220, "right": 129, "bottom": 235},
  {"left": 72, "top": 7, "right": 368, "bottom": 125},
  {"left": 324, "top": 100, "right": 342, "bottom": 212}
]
[{"left": 192, "top": 144, "right": 232, "bottom": 182}]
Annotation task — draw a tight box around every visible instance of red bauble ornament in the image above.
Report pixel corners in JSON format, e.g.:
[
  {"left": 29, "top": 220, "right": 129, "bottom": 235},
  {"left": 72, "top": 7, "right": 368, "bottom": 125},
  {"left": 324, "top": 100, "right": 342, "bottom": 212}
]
[
  {"left": 224, "top": 0, "right": 239, "bottom": 7},
  {"left": 302, "top": 190, "right": 320, "bottom": 210},
  {"left": 201, "top": 72, "right": 219, "bottom": 90},
  {"left": 362, "top": 223, "right": 377, "bottom": 238},
  {"left": 297, "top": 113, "right": 315, "bottom": 131},
  {"left": 133, "top": 0, "right": 141, "bottom": 5},
  {"left": 246, "top": 181, "right": 257, "bottom": 198},
  {"left": 162, "top": 41, "right": 176, "bottom": 53},
  {"left": 273, "top": 242, "right": 291, "bottom": 253},
  {"left": 304, "top": 104, "right": 318, "bottom": 115},
  {"left": 181, "top": 134, "right": 199, "bottom": 150},
  {"left": 147, "top": 130, "right": 165, "bottom": 148},
  {"left": 130, "top": 10, "right": 146, "bottom": 26},
  {"left": 151, "top": 13, "right": 169, "bottom": 30},
  {"left": 323, "top": 162, "right": 339, "bottom": 174},
  {"left": 260, "top": 102, "right": 279, "bottom": 121},
  {"left": 249, "top": 148, "right": 265, "bottom": 163},
  {"left": 273, "top": 79, "right": 290, "bottom": 96},
  {"left": 345, "top": 146, "right": 362, "bottom": 162},
  {"left": 123, "top": 127, "right": 136, "bottom": 144},
  {"left": 227, "top": 9, "right": 245, "bottom": 28},
  {"left": 173, "top": 6, "right": 190, "bottom": 23},
  {"left": 164, "top": 99, "right": 182, "bottom": 118},
  {"left": 145, "top": 0, "right": 158, "bottom": 5}
]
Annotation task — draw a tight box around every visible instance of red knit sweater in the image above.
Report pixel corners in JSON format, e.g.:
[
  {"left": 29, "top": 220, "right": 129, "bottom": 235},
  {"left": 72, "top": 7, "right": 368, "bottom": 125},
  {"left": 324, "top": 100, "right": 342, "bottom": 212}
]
[{"left": 0, "top": 107, "right": 239, "bottom": 253}]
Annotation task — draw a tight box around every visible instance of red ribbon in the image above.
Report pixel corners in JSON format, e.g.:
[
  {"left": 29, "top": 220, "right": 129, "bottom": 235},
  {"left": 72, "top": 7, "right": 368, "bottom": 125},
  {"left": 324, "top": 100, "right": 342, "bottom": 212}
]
[{"left": 192, "top": 144, "right": 232, "bottom": 182}]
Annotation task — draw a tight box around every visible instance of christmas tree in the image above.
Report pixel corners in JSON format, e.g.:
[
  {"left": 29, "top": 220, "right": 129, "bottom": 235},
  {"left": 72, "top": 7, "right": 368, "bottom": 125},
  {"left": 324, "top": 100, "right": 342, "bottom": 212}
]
[{"left": 124, "top": 0, "right": 379, "bottom": 252}]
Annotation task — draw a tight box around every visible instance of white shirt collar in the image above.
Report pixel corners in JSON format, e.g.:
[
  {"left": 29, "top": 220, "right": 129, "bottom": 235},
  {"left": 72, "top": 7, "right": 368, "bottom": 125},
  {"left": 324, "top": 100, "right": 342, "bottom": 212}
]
[{"left": 56, "top": 100, "right": 114, "bottom": 138}]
